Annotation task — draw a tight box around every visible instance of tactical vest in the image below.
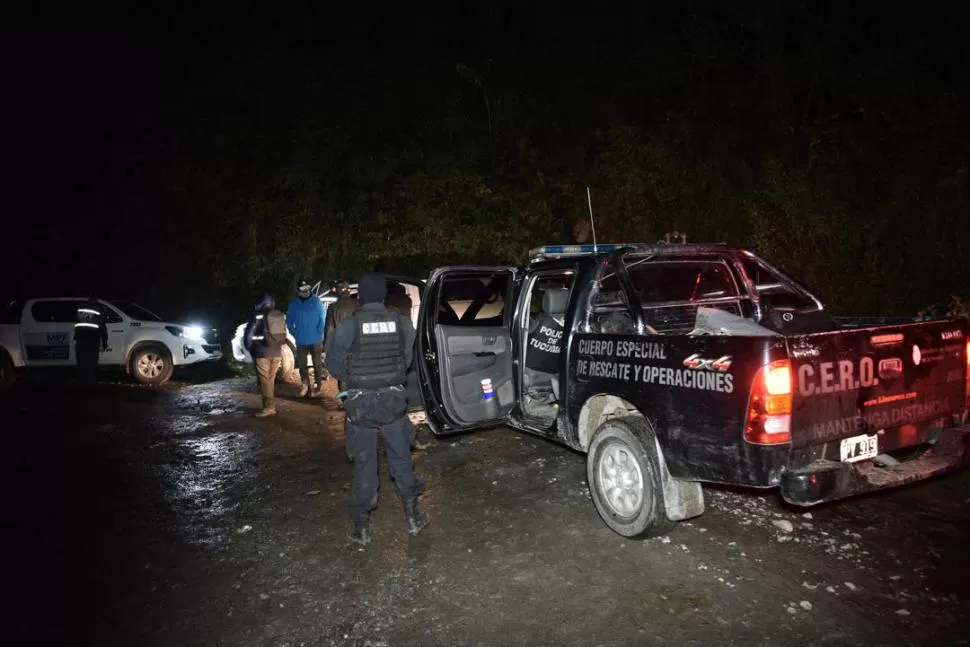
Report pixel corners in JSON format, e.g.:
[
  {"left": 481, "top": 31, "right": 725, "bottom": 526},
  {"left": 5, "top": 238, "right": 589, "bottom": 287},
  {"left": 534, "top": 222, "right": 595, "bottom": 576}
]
[{"left": 346, "top": 308, "right": 407, "bottom": 390}]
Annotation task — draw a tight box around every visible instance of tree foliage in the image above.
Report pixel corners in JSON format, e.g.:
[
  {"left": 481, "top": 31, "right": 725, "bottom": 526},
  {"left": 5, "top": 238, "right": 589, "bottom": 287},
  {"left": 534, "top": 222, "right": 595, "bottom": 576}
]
[{"left": 104, "top": 4, "right": 966, "bottom": 322}]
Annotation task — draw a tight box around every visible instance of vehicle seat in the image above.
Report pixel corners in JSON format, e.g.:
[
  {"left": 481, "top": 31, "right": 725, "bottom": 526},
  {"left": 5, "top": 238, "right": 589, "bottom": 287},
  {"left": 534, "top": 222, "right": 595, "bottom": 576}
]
[
  {"left": 543, "top": 288, "right": 568, "bottom": 327},
  {"left": 524, "top": 288, "right": 568, "bottom": 399}
]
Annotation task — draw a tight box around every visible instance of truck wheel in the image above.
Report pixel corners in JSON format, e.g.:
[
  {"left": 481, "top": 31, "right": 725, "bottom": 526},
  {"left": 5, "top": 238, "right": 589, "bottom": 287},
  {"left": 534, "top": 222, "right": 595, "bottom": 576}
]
[
  {"left": 587, "top": 417, "right": 674, "bottom": 539},
  {"left": 278, "top": 342, "right": 301, "bottom": 385},
  {"left": 130, "top": 346, "right": 174, "bottom": 386},
  {"left": 0, "top": 350, "right": 15, "bottom": 392}
]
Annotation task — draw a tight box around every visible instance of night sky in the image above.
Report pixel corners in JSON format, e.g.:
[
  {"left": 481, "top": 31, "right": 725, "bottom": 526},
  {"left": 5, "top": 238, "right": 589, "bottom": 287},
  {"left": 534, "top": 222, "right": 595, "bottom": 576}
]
[{"left": 4, "top": 4, "right": 967, "bottom": 321}]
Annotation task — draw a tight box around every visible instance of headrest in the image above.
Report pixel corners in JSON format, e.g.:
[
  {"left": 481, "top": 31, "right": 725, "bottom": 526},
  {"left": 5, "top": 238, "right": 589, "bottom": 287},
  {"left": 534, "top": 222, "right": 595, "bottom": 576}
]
[{"left": 542, "top": 288, "right": 569, "bottom": 315}]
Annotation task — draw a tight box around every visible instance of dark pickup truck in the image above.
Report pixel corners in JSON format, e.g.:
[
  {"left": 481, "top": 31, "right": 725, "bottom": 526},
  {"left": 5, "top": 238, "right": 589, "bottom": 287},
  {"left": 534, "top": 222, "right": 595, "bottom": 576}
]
[{"left": 415, "top": 243, "right": 970, "bottom": 538}]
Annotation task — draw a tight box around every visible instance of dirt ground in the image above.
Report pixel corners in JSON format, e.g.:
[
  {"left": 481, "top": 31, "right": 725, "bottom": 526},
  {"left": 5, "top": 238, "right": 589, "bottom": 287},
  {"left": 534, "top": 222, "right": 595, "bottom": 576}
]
[{"left": 3, "top": 370, "right": 970, "bottom": 646}]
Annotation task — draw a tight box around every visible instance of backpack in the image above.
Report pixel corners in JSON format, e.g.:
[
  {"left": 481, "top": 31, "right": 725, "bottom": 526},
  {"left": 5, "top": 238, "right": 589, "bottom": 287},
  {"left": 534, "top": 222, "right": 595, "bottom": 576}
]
[{"left": 264, "top": 308, "right": 288, "bottom": 348}]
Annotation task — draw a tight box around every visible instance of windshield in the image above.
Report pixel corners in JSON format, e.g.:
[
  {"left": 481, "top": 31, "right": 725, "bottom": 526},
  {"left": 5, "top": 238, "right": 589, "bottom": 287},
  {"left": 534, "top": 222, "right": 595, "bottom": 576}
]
[{"left": 110, "top": 300, "right": 164, "bottom": 322}]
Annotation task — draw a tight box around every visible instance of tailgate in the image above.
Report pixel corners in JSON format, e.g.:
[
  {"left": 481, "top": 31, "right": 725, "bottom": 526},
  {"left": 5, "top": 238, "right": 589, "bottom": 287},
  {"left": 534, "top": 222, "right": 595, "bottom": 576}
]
[{"left": 788, "top": 320, "right": 968, "bottom": 457}]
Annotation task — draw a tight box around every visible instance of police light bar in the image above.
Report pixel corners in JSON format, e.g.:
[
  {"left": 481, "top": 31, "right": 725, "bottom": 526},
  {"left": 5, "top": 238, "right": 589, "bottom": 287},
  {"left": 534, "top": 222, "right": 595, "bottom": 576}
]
[{"left": 529, "top": 244, "right": 635, "bottom": 260}]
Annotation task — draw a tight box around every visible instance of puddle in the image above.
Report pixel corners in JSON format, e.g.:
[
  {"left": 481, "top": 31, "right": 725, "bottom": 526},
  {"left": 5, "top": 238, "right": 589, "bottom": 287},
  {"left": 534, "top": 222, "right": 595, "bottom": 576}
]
[{"left": 158, "top": 425, "right": 261, "bottom": 546}]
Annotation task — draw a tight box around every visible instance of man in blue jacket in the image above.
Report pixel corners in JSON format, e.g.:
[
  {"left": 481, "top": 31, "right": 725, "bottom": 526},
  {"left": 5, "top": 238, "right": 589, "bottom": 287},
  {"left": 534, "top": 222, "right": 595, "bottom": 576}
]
[{"left": 287, "top": 278, "right": 327, "bottom": 397}]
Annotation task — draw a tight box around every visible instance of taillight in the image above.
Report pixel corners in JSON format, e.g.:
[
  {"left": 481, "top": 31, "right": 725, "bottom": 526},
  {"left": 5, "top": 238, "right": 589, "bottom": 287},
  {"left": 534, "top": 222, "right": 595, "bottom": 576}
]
[
  {"left": 745, "top": 359, "right": 793, "bottom": 445},
  {"left": 965, "top": 342, "right": 970, "bottom": 406}
]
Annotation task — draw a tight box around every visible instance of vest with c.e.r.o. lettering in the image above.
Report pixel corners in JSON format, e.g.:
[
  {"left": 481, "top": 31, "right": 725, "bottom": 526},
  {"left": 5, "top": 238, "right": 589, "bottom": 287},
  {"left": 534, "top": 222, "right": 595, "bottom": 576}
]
[{"left": 346, "top": 308, "right": 407, "bottom": 389}]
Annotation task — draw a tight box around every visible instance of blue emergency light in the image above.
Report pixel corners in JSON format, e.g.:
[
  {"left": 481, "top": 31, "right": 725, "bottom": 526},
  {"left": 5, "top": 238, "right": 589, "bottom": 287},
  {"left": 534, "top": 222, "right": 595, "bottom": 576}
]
[{"left": 528, "top": 243, "right": 633, "bottom": 260}]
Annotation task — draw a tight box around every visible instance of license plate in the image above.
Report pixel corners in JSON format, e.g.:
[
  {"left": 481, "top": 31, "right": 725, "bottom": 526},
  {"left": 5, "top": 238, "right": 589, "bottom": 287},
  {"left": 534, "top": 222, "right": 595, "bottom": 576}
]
[{"left": 840, "top": 433, "right": 879, "bottom": 463}]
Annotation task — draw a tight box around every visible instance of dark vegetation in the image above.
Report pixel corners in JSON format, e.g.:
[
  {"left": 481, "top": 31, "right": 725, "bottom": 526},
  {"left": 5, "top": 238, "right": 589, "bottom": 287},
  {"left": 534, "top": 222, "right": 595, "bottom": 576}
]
[{"left": 6, "top": 4, "right": 967, "bottom": 330}]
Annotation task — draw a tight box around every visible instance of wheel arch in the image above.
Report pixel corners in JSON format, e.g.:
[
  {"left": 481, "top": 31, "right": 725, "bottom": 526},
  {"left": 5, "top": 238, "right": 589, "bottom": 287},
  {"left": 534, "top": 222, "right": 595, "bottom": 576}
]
[
  {"left": 0, "top": 346, "right": 17, "bottom": 391},
  {"left": 0, "top": 341, "right": 26, "bottom": 368},
  {"left": 580, "top": 394, "right": 705, "bottom": 522}
]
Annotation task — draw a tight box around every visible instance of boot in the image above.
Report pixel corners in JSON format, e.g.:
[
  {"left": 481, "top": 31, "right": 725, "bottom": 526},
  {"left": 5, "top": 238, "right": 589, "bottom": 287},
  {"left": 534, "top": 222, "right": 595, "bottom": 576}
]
[
  {"left": 254, "top": 407, "right": 277, "bottom": 418},
  {"left": 298, "top": 384, "right": 309, "bottom": 398},
  {"left": 347, "top": 517, "right": 371, "bottom": 546},
  {"left": 403, "top": 499, "right": 429, "bottom": 536}
]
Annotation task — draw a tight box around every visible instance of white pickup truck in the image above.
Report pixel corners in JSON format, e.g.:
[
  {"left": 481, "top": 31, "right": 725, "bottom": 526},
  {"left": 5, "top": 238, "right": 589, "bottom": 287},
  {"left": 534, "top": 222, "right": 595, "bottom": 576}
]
[{"left": 0, "top": 297, "right": 222, "bottom": 390}]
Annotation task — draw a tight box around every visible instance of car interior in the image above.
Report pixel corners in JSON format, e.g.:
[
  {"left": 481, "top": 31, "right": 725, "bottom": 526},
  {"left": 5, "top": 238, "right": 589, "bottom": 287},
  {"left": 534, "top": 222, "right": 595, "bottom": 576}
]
[{"left": 520, "top": 274, "right": 574, "bottom": 424}]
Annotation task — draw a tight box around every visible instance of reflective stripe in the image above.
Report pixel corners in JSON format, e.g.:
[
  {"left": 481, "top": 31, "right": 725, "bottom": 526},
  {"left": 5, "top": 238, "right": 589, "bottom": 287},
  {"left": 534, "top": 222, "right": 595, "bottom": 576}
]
[
  {"left": 252, "top": 335, "right": 265, "bottom": 340},
  {"left": 75, "top": 322, "right": 100, "bottom": 329},
  {"left": 77, "top": 308, "right": 101, "bottom": 315},
  {"left": 255, "top": 314, "right": 264, "bottom": 320}
]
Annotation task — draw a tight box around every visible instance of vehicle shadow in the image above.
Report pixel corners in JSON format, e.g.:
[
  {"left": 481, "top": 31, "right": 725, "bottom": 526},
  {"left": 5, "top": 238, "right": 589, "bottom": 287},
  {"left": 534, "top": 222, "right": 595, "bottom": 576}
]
[
  {"left": 1, "top": 358, "right": 246, "bottom": 403},
  {"left": 1, "top": 374, "right": 170, "bottom": 405}
]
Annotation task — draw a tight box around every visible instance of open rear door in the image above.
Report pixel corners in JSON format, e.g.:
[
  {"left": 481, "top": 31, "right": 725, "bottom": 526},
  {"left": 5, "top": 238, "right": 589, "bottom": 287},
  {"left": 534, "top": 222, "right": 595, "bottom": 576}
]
[{"left": 417, "top": 266, "right": 519, "bottom": 435}]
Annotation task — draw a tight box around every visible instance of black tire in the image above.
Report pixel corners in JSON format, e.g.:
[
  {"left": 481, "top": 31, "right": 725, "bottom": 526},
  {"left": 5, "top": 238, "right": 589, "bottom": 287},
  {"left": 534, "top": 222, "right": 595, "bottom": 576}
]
[
  {"left": 129, "top": 345, "right": 175, "bottom": 386},
  {"left": 586, "top": 417, "right": 675, "bottom": 539},
  {"left": 0, "top": 350, "right": 15, "bottom": 392},
  {"left": 278, "top": 341, "right": 302, "bottom": 385}
]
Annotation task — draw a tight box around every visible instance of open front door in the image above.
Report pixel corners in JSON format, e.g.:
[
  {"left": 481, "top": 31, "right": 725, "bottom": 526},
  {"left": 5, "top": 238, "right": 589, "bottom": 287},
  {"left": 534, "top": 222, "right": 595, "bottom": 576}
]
[{"left": 417, "top": 266, "right": 519, "bottom": 434}]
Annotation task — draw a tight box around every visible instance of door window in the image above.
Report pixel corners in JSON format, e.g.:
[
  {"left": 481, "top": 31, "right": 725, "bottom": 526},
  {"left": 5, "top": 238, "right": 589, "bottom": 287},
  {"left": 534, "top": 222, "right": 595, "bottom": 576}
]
[
  {"left": 100, "top": 304, "right": 124, "bottom": 324},
  {"left": 435, "top": 273, "right": 510, "bottom": 327},
  {"left": 31, "top": 300, "right": 85, "bottom": 323}
]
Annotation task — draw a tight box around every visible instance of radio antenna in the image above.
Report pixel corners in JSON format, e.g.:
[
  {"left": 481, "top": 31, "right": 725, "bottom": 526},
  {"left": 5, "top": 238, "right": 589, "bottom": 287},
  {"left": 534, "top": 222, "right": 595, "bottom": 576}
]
[{"left": 586, "top": 186, "right": 598, "bottom": 253}]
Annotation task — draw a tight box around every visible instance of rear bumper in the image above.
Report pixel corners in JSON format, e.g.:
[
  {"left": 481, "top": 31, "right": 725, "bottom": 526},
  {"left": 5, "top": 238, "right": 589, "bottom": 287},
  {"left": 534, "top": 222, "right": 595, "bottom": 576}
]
[{"left": 780, "top": 424, "right": 970, "bottom": 506}]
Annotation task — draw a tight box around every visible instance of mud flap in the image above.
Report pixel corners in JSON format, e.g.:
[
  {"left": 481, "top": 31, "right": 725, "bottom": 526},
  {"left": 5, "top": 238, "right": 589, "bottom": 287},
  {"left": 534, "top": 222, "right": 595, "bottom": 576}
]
[{"left": 653, "top": 437, "right": 705, "bottom": 521}]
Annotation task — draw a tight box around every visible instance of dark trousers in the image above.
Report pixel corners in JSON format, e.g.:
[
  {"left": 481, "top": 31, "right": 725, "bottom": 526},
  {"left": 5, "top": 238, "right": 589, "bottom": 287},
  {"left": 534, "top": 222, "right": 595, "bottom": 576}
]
[
  {"left": 75, "top": 342, "right": 99, "bottom": 385},
  {"left": 346, "top": 416, "right": 424, "bottom": 520},
  {"left": 295, "top": 342, "right": 325, "bottom": 387}
]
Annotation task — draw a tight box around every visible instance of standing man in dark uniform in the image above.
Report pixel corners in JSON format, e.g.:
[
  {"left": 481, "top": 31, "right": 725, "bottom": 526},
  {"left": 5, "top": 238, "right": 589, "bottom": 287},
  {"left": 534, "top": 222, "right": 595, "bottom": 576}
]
[
  {"left": 74, "top": 298, "right": 108, "bottom": 385},
  {"left": 325, "top": 274, "right": 429, "bottom": 546}
]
